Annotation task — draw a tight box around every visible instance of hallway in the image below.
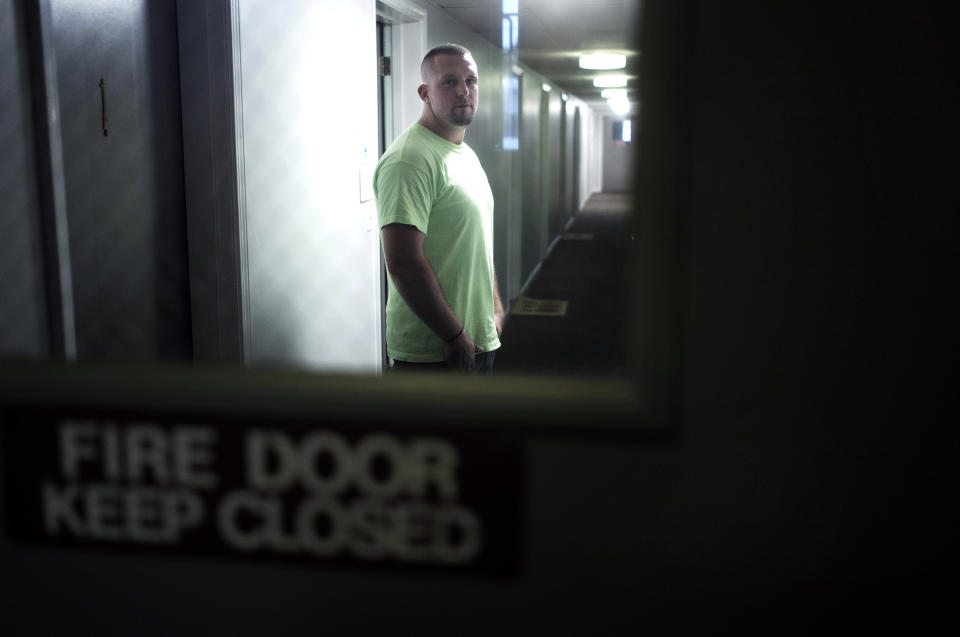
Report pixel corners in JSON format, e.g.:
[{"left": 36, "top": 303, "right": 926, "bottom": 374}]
[{"left": 496, "top": 193, "right": 633, "bottom": 377}]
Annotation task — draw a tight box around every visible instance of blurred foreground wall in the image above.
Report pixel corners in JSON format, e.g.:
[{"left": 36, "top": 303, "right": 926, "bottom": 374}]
[{"left": 1, "top": 0, "right": 952, "bottom": 633}]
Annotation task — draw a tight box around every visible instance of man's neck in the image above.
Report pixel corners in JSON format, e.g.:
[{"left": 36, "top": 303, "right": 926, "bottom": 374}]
[{"left": 418, "top": 115, "right": 465, "bottom": 145}]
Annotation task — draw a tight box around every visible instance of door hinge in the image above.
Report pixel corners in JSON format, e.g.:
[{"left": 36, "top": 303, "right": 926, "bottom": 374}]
[{"left": 379, "top": 56, "right": 392, "bottom": 77}]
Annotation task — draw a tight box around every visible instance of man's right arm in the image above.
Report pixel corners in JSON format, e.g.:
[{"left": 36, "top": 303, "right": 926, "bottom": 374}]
[{"left": 381, "top": 223, "right": 482, "bottom": 369}]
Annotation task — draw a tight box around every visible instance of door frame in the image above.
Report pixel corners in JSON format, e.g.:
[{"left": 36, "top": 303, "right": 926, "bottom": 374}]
[
  {"left": 175, "top": 0, "right": 248, "bottom": 363},
  {"left": 20, "top": 0, "right": 77, "bottom": 359}
]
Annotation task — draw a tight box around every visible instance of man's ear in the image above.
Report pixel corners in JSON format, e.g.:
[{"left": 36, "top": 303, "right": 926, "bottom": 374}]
[{"left": 417, "top": 84, "right": 429, "bottom": 102}]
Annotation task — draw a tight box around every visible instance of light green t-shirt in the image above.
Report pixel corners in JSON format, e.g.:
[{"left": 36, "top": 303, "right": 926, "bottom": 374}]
[{"left": 374, "top": 123, "right": 500, "bottom": 362}]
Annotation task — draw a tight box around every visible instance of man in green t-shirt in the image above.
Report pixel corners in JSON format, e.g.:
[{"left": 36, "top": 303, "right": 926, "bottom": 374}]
[{"left": 374, "top": 43, "right": 504, "bottom": 372}]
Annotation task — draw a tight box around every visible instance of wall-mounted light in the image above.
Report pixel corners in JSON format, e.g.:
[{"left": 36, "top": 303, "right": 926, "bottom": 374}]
[
  {"left": 593, "top": 75, "right": 628, "bottom": 88},
  {"left": 542, "top": 83, "right": 552, "bottom": 93},
  {"left": 579, "top": 53, "right": 626, "bottom": 70},
  {"left": 561, "top": 92, "right": 568, "bottom": 102},
  {"left": 511, "top": 64, "right": 524, "bottom": 76},
  {"left": 600, "top": 88, "right": 628, "bottom": 99}
]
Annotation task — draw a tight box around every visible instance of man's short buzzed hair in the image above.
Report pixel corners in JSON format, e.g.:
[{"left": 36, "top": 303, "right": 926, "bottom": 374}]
[{"left": 420, "top": 43, "right": 474, "bottom": 82}]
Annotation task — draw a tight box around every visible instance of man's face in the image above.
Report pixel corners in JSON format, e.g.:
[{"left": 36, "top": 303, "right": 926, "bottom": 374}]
[{"left": 423, "top": 53, "right": 479, "bottom": 128}]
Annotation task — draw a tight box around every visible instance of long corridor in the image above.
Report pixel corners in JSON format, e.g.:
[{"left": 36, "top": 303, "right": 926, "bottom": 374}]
[{"left": 495, "top": 192, "right": 633, "bottom": 377}]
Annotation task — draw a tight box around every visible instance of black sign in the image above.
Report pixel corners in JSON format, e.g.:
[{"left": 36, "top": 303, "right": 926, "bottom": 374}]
[{"left": 2, "top": 411, "right": 524, "bottom": 576}]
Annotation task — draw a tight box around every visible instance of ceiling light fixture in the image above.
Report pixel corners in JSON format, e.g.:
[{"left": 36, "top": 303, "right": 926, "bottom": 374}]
[
  {"left": 579, "top": 53, "right": 626, "bottom": 70},
  {"left": 593, "top": 75, "right": 628, "bottom": 88},
  {"left": 600, "top": 88, "right": 628, "bottom": 99},
  {"left": 607, "top": 98, "right": 631, "bottom": 115}
]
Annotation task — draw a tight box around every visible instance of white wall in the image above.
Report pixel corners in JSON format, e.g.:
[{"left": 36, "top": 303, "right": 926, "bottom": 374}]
[
  {"left": 585, "top": 108, "right": 605, "bottom": 202},
  {"left": 236, "top": 0, "right": 383, "bottom": 373}
]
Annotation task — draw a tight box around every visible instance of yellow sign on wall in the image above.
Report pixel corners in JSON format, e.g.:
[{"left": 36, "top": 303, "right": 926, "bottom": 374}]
[{"left": 510, "top": 297, "right": 568, "bottom": 317}]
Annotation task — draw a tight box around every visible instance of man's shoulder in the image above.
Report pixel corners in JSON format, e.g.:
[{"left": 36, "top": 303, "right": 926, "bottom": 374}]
[
  {"left": 382, "top": 124, "right": 432, "bottom": 160},
  {"left": 378, "top": 126, "right": 445, "bottom": 184}
]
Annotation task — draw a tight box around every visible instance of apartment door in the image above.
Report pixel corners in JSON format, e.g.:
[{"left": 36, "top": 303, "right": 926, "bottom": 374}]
[{"left": 47, "top": 0, "right": 192, "bottom": 360}]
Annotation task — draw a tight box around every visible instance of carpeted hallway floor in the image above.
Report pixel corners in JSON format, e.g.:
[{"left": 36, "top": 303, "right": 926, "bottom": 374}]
[{"left": 495, "top": 192, "right": 633, "bottom": 378}]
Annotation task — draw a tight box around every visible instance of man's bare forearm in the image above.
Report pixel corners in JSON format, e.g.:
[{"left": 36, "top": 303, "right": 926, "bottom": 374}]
[
  {"left": 387, "top": 253, "right": 462, "bottom": 341},
  {"left": 492, "top": 269, "right": 505, "bottom": 336}
]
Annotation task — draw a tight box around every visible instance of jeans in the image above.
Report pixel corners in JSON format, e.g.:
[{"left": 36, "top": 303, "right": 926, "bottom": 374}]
[{"left": 389, "top": 350, "right": 496, "bottom": 374}]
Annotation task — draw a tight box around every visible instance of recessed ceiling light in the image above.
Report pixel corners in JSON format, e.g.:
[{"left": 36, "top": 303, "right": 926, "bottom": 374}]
[
  {"left": 593, "top": 75, "right": 628, "bottom": 88},
  {"left": 600, "top": 88, "right": 628, "bottom": 99},
  {"left": 579, "top": 53, "right": 626, "bottom": 70},
  {"left": 607, "top": 98, "right": 631, "bottom": 115}
]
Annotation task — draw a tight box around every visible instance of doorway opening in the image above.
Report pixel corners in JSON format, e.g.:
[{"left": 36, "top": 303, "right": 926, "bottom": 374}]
[{"left": 374, "top": 0, "right": 426, "bottom": 368}]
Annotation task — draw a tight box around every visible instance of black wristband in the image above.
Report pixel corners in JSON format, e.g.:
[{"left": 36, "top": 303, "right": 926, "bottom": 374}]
[{"left": 443, "top": 325, "right": 464, "bottom": 343}]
